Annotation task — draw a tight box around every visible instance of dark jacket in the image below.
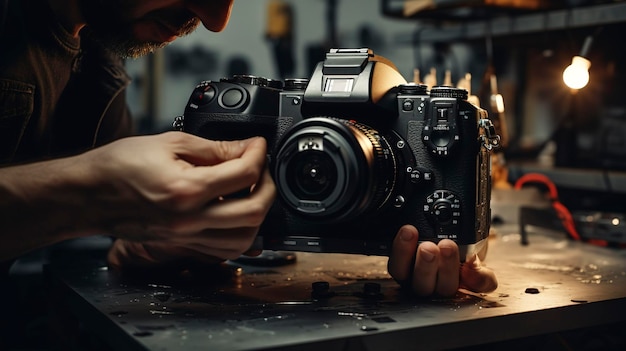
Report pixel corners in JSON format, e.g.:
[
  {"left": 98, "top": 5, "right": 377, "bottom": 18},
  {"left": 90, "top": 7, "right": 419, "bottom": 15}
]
[
  {"left": 0, "top": 0, "right": 134, "bottom": 276},
  {"left": 0, "top": 0, "right": 133, "bottom": 166}
]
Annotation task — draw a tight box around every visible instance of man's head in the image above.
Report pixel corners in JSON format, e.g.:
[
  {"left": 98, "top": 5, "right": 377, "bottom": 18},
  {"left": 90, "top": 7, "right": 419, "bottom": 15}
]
[{"left": 77, "top": 0, "right": 234, "bottom": 58}]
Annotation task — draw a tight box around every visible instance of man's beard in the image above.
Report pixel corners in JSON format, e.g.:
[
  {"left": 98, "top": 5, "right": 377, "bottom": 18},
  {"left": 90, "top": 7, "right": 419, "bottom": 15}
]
[{"left": 77, "top": 0, "right": 201, "bottom": 58}]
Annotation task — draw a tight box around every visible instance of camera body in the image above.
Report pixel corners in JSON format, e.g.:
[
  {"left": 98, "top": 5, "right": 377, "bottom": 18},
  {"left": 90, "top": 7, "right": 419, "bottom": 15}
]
[{"left": 175, "top": 48, "right": 500, "bottom": 260}]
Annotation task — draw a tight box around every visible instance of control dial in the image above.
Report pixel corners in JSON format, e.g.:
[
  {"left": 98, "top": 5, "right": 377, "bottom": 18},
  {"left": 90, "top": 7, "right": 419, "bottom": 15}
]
[
  {"left": 399, "top": 83, "right": 428, "bottom": 95},
  {"left": 284, "top": 78, "right": 310, "bottom": 91},
  {"left": 223, "top": 74, "right": 267, "bottom": 86},
  {"left": 429, "top": 86, "right": 468, "bottom": 100},
  {"left": 222, "top": 74, "right": 284, "bottom": 89},
  {"left": 424, "top": 190, "right": 462, "bottom": 234}
]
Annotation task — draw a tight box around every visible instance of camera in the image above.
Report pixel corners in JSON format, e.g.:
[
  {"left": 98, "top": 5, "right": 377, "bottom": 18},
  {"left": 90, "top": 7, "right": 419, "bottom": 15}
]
[{"left": 174, "top": 48, "right": 500, "bottom": 260}]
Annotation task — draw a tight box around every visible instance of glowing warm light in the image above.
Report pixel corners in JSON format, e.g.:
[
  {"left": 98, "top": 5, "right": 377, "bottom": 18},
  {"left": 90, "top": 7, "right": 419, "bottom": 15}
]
[
  {"left": 491, "top": 93, "right": 505, "bottom": 113},
  {"left": 612, "top": 217, "right": 620, "bottom": 226},
  {"left": 563, "top": 56, "right": 591, "bottom": 90}
]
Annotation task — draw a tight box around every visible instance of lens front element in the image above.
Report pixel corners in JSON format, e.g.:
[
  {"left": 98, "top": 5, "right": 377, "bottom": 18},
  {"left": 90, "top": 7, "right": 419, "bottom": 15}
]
[{"left": 287, "top": 148, "right": 337, "bottom": 200}]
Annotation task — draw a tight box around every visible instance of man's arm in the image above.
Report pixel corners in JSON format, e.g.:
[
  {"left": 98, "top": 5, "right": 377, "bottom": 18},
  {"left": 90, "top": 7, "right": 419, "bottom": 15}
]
[
  {"left": 0, "top": 132, "right": 276, "bottom": 262},
  {"left": 0, "top": 156, "right": 96, "bottom": 260}
]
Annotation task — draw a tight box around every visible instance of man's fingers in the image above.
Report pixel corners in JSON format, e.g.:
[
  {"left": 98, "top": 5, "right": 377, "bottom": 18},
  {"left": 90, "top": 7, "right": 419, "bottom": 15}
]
[
  {"left": 176, "top": 137, "right": 269, "bottom": 208},
  {"left": 460, "top": 254, "right": 498, "bottom": 293},
  {"left": 387, "top": 225, "right": 419, "bottom": 283},
  {"left": 388, "top": 227, "right": 463, "bottom": 297},
  {"left": 200, "top": 170, "right": 275, "bottom": 228},
  {"left": 196, "top": 137, "right": 266, "bottom": 186},
  {"left": 171, "top": 132, "right": 262, "bottom": 166},
  {"left": 411, "top": 241, "right": 440, "bottom": 296},
  {"left": 436, "top": 239, "right": 460, "bottom": 296}
]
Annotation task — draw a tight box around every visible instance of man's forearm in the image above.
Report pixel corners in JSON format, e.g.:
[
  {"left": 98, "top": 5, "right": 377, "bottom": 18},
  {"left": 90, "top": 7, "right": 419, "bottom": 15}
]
[{"left": 0, "top": 156, "right": 97, "bottom": 261}]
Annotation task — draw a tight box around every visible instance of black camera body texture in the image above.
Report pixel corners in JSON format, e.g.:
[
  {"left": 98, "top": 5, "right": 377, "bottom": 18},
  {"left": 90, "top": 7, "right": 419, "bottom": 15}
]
[{"left": 176, "top": 48, "right": 500, "bottom": 260}]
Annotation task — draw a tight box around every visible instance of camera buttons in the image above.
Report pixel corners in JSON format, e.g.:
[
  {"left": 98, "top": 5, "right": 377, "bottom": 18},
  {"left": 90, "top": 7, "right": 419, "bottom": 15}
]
[
  {"left": 393, "top": 195, "right": 405, "bottom": 208},
  {"left": 190, "top": 84, "right": 215, "bottom": 106},
  {"left": 290, "top": 96, "right": 301, "bottom": 106},
  {"left": 407, "top": 166, "right": 433, "bottom": 184},
  {"left": 220, "top": 88, "right": 246, "bottom": 108},
  {"left": 402, "top": 99, "right": 414, "bottom": 111}
]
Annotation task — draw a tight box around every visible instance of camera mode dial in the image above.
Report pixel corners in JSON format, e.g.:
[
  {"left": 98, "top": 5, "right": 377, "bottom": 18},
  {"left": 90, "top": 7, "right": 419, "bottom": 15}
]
[
  {"left": 399, "top": 83, "right": 428, "bottom": 95},
  {"left": 284, "top": 78, "right": 310, "bottom": 91},
  {"left": 424, "top": 190, "right": 462, "bottom": 234}
]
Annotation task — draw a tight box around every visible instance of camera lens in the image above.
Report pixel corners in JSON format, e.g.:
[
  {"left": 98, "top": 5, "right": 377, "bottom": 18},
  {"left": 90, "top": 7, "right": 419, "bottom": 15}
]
[
  {"left": 274, "top": 117, "right": 399, "bottom": 222},
  {"left": 287, "top": 152, "right": 337, "bottom": 200}
]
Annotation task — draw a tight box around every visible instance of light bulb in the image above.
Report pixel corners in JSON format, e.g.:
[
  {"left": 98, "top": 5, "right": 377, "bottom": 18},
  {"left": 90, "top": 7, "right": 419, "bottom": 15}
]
[{"left": 563, "top": 56, "right": 591, "bottom": 90}]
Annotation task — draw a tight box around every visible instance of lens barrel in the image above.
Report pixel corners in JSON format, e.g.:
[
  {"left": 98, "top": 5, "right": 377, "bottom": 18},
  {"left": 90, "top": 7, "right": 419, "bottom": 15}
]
[{"left": 274, "top": 117, "right": 398, "bottom": 222}]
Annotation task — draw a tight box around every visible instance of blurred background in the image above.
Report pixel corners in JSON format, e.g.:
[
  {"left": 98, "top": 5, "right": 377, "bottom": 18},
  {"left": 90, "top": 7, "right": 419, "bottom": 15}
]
[{"left": 126, "top": 0, "right": 418, "bottom": 131}]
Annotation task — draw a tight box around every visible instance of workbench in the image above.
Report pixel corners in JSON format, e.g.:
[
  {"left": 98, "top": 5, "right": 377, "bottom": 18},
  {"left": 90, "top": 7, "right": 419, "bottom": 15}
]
[{"left": 47, "top": 225, "right": 626, "bottom": 351}]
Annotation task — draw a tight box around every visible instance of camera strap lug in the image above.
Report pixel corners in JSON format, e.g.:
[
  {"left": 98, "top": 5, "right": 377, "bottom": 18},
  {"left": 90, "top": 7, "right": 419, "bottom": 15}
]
[
  {"left": 478, "top": 118, "right": 501, "bottom": 151},
  {"left": 172, "top": 115, "right": 184, "bottom": 131}
]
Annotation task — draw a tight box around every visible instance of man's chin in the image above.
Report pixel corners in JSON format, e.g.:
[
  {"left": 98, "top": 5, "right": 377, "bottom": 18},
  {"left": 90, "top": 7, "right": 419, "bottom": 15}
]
[
  {"left": 100, "top": 38, "right": 168, "bottom": 59},
  {"left": 122, "top": 42, "right": 169, "bottom": 59}
]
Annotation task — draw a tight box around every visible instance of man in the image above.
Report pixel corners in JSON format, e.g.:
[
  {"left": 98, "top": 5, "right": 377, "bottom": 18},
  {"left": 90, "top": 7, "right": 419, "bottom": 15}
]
[{"left": 0, "top": 0, "right": 496, "bottom": 300}]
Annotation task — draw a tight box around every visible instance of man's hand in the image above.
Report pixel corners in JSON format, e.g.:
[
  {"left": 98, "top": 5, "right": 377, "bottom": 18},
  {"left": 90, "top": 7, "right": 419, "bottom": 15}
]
[
  {"left": 82, "top": 132, "right": 275, "bottom": 268},
  {"left": 387, "top": 225, "right": 497, "bottom": 297},
  {"left": 0, "top": 131, "right": 275, "bottom": 262}
]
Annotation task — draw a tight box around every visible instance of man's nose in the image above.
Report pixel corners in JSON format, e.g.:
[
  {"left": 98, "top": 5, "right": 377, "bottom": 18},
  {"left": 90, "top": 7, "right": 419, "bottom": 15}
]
[{"left": 187, "top": 0, "right": 234, "bottom": 32}]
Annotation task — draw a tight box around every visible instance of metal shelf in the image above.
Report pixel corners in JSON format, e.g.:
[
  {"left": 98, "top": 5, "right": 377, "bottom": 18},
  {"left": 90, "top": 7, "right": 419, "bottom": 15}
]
[{"left": 395, "top": 2, "right": 626, "bottom": 44}]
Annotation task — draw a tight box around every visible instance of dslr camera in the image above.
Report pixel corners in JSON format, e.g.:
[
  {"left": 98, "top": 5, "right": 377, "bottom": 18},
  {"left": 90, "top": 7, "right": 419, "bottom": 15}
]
[{"left": 174, "top": 48, "right": 500, "bottom": 260}]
